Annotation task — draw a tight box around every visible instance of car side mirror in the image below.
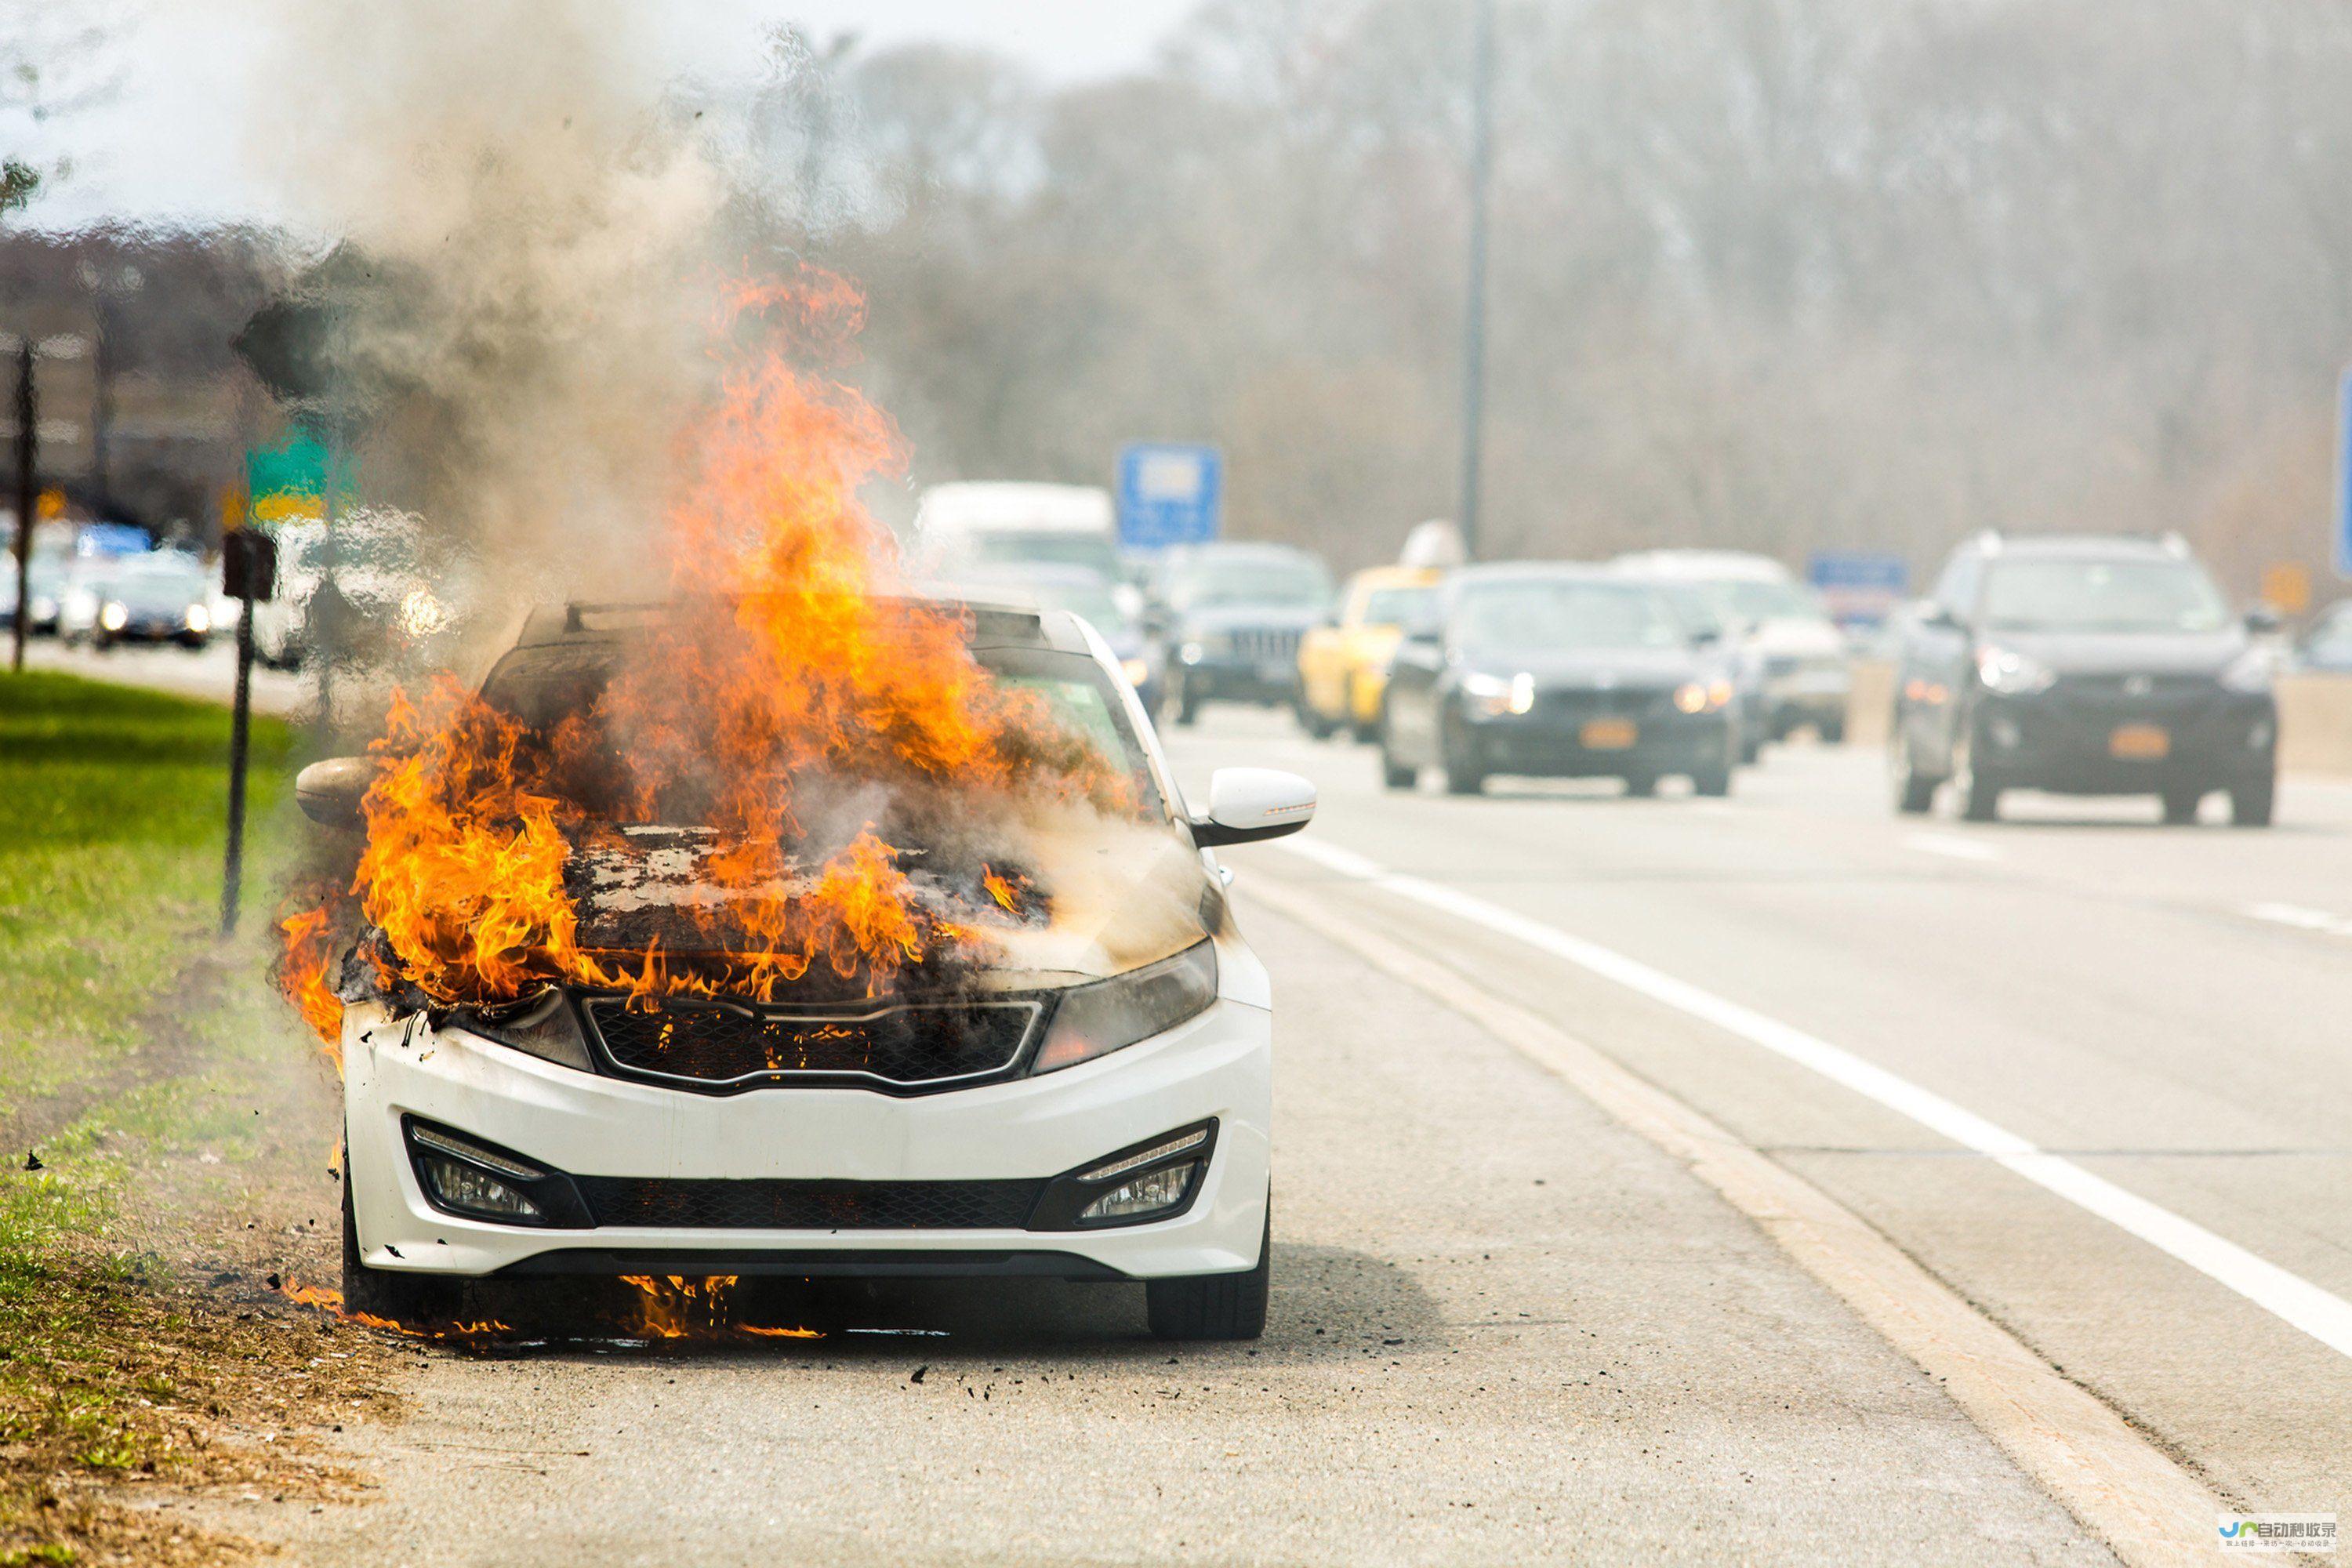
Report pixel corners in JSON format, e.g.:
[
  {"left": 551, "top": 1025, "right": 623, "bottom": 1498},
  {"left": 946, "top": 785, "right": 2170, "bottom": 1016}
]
[
  {"left": 1920, "top": 603, "right": 1965, "bottom": 633},
  {"left": 1190, "top": 767, "right": 1316, "bottom": 848},
  {"left": 2246, "top": 605, "right": 2284, "bottom": 635},
  {"left": 296, "top": 756, "right": 372, "bottom": 829},
  {"left": 1689, "top": 626, "right": 1721, "bottom": 648}
]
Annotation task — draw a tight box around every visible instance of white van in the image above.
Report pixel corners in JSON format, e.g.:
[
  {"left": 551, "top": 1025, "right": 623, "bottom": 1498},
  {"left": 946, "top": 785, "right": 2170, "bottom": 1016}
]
[{"left": 910, "top": 483, "right": 1124, "bottom": 583}]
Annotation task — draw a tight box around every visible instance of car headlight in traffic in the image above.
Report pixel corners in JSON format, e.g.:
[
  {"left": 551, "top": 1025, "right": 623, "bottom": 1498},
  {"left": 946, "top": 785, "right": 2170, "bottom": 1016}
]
[
  {"left": 1033, "top": 939, "right": 1218, "bottom": 1075},
  {"left": 1178, "top": 641, "right": 1206, "bottom": 666},
  {"left": 1976, "top": 646, "right": 2054, "bottom": 695},
  {"left": 1462, "top": 670, "right": 1536, "bottom": 717},
  {"left": 184, "top": 604, "right": 211, "bottom": 633},
  {"left": 1120, "top": 656, "right": 1151, "bottom": 688},
  {"left": 1674, "top": 679, "right": 1735, "bottom": 713},
  {"left": 451, "top": 989, "right": 595, "bottom": 1072},
  {"left": 98, "top": 601, "right": 128, "bottom": 632},
  {"left": 2220, "top": 646, "right": 2278, "bottom": 694}
]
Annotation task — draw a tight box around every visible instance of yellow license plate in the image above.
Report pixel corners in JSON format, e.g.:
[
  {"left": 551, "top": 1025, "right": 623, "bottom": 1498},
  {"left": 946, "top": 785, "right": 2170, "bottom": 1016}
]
[
  {"left": 1581, "top": 718, "right": 1639, "bottom": 750},
  {"left": 2109, "top": 724, "right": 2170, "bottom": 760}
]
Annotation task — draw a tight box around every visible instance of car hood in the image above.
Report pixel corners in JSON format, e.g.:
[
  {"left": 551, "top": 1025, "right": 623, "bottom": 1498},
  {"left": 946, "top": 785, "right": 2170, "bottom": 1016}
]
[
  {"left": 1465, "top": 645, "right": 1706, "bottom": 688},
  {"left": 108, "top": 580, "right": 205, "bottom": 613},
  {"left": 1744, "top": 616, "right": 1846, "bottom": 655},
  {"left": 1180, "top": 603, "right": 1327, "bottom": 635},
  {"left": 1983, "top": 627, "right": 2247, "bottom": 677},
  {"left": 572, "top": 811, "right": 1213, "bottom": 997}
]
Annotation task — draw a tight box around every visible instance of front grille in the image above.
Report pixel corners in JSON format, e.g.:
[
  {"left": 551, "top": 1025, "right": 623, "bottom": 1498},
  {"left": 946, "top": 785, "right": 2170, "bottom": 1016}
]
[
  {"left": 1229, "top": 627, "right": 1301, "bottom": 664},
  {"left": 1533, "top": 687, "right": 1671, "bottom": 723},
  {"left": 582, "top": 995, "right": 1043, "bottom": 1092},
  {"left": 2051, "top": 673, "right": 2218, "bottom": 703},
  {"left": 577, "top": 1175, "right": 1045, "bottom": 1230}
]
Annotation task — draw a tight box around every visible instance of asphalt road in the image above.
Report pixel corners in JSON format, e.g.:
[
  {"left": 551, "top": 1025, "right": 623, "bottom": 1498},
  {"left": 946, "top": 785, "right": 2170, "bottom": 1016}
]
[{"left": 170, "top": 699, "right": 2345, "bottom": 1563}]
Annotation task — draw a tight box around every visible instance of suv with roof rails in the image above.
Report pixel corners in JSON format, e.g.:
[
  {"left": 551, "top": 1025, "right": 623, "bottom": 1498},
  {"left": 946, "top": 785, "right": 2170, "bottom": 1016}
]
[{"left": 1888, "top": 532, "right": 2278, "bottom": 825}]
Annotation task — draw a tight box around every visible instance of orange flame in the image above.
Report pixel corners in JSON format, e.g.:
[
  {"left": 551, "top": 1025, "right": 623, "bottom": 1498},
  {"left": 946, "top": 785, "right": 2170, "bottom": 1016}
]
[
  {"left": 276, "top": 907, "right": 345, "bottom": 1063},
  {"left": 275, "top": 267, "right": 1132, "bottom": 1041}
]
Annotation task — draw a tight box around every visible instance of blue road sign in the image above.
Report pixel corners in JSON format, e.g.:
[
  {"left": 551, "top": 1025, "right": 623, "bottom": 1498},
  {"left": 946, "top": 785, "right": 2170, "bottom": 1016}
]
[
  {"left": 2336, "top": 367, "right": 2352, "bottom": 577},
  {"left": 1806, "top": 551, "right": 1910, "bottom": 626},
  {"left": 1116, "top": 443, "right": 1222, "bottom": 550}
]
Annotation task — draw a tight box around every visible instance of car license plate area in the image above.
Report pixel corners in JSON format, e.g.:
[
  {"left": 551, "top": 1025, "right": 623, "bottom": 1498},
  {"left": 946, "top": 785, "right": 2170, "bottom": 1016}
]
[
  {"left": 2109, "top": 723, "right": 2170, "bottom": 760},
  {"left": 1581, "top": 718, "right": 1639, "bottom": 750}
]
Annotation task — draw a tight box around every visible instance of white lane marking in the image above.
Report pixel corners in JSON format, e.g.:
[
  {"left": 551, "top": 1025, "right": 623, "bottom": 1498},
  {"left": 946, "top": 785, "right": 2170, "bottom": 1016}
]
[
  {"left": 2244, "top": 902, "right": 2352, "bottom": 939},
  {"left": 1245, "top": 876, "right": 2223, "bottom": 1566},
  {"left": 1276, "top": 835, "right": 2352, "bottom": 1362},
  {"left": 1906, "top": 832, "right": 2002, "bottom": 863}
]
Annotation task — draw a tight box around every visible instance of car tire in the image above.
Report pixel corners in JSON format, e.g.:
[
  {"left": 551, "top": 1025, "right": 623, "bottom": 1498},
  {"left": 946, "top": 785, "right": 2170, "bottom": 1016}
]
[
  {"left": 1693, "top": 757, "right": 1733, "bottom": 797},
  {"left": 1891, "top": 731, "right": 1937, "bottom": 814},
  {"left": 1295, "top": 699, "right": 1335, "bottom": 741},
  {"left": 1146, "top": 1204, "right": 1269, "bottom": 1342},
  {"left": 341, "top": 1163, "right": 460, "bottom": 1323},
  {"left": 1350, "top": 718, "right": 1380, "bottom": 745},
  {"left": 1174, "top": 687, "right": 1200, "bottom": 727},
  {"left": 2230, "top": 779, "right": 2275, "bottom": 828},
  {"left": 1623, "top": 771, "right": 1659, "bottom": 797},
  {"left": 1954, "top": 737, "right": 2001, "bottom": 822},
  {"left": 1818, "top": 715, "right": 1847, "bottom": 745},
  {"left": 1439, "top": 715, "right": 1486, "bottom": 796},
  {"left": 1377, "top": 716, "right": 1417, "bottom": 791},
  {"left": 2161, "top": 788, "right": 2204, "bottom": 826},
  {"left": 1740, "top": 736, "right": 1763, "bottom": 764}
]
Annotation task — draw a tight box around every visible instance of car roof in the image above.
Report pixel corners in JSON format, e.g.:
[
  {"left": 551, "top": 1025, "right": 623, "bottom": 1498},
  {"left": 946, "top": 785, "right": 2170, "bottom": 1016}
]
[
  {"left": 913, "top": 483, "right": 1114, "bottom": 532},
  {"left": 1611, "top": 549, "right": 1790, "bottom": 581},
  {"left": 1346, "top": 564, "right": 1443, "bottom": 591},
  {"left": 513, "top": 596, "right": 1090, "bottom": 656},
  {"left": 1962, "top": 532, "right": 2192, "bottom": 561},
  {"left": 1450, "top": 561, "right": 1625, "bottom": 586}
]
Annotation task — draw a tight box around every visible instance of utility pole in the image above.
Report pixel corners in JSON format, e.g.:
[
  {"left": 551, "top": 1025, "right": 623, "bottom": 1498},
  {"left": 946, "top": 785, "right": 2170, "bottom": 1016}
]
[
  {"left": 1456, "top": 0, "right": 1497, "bottom": 564},
  {"left": 10, "top": 337, "right": 33, "bottom": 673}
]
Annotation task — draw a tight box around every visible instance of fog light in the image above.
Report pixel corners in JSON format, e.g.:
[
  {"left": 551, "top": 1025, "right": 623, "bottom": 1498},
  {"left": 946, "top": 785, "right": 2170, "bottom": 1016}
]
[
  {"left": 418, "top": 1154, "right": 543, "bottom": 1221},
  {"left": 184, "top": 604, "right": 211, "bottom": 633},
  {"left": 99, "top": 601, "right": 128, "bottom": 632},
  {"left": 1078, "top": 1160, "right": 1199, "bottom": 1223},
  {"left": 1179, "top": 641, "right": 1205, "bottom": 666}
]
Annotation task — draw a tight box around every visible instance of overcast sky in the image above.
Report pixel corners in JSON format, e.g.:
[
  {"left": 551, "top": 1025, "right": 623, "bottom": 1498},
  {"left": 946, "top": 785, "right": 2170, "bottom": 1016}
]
[{"left": 15, "top": 1, "right": 1201, "bottom": 228}]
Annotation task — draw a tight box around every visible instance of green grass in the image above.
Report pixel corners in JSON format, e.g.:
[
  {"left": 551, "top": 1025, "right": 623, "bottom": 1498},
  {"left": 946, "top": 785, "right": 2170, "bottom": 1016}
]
[
  {"left": 0, "top": 672, "right": 297, "bottom": 1120},
  {"left": 0, "top": 671, "right": 323, "bottom": 1558}
]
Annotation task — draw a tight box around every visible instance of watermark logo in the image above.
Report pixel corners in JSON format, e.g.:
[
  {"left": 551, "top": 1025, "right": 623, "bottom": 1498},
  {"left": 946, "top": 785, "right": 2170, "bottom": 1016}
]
[{"left": 2219, "top": 1515, "right": 2337, "bottom": 1553}]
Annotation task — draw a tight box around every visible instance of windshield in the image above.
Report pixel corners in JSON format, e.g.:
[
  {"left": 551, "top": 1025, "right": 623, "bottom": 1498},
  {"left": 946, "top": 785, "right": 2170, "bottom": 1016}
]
[
  {"left": 479, "top": 639, "right": 1164, "bottom": 822},
  {"left": 1170, "top": 557, "right": 1332, "bottom": 610},
  {"left": 967, "top": 532, "right": 1120, "bottom": 574},
  {"left": 1361, "top": 586, "right": 1436, "bottom": 626},
  {"left": 1673, "top": 575, "right": 1822, "bottom": 626},
  {"left": 1980, "top": 558, "right": 2230, "bottom": 634},
  {"left": 1456, "top": 579, "right": 1686, "bottom": 654}
]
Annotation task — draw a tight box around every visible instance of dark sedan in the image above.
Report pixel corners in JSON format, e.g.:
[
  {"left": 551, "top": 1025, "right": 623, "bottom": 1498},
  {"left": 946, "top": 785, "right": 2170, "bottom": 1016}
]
[
  {"left": 1889, "top": 532, "right": 2277, "bottom": 825},
  {"left": 1152, "top": 543, "right": 1334, "bottom": 725},
  {"left": 1378, "top": 564, "right": 1738, "bottom": 797}
]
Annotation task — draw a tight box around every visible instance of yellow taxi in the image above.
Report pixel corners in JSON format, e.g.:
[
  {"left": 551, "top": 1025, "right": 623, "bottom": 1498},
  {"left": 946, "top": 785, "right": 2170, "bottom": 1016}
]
[{"left": 1295, "top": 565, "right": 1443, "bottom": 740}]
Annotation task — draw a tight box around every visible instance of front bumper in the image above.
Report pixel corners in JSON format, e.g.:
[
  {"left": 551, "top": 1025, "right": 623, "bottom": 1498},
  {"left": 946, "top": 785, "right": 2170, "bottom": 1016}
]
[
  {"left": 344, "top": 996, "right": 1272, "bottom": 1282},
  {"left": 1971, "top": 689, "right": 2275, "bottom": 793},
  {"left": 1462, "top": 707, "right": 1733, "bottom": 777}
]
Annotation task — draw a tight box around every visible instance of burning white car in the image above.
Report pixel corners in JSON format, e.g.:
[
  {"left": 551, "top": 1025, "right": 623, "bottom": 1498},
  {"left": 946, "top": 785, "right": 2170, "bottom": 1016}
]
[{"left": 294, "top": 596, "right": 1313, "bottom": 1341}]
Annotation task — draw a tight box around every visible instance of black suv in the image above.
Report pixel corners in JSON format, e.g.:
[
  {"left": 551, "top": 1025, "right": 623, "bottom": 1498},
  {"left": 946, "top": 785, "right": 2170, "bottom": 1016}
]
[
  {"left": 1889, "top": 533, "right": 2278, "bottom": 825},
  {"left": 1151, "top": 543, "right": 1335, "bottom": 725}
]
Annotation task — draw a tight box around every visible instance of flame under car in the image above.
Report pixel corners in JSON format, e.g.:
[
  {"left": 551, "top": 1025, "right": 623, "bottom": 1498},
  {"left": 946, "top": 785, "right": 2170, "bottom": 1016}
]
[{"left": 311, "top": 597, "right": 1314, "bottom": 1340}]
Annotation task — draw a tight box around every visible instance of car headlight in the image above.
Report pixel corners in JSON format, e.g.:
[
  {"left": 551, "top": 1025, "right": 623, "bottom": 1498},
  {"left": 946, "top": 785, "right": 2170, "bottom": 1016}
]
[
  {"left": 1178, "top": 641, "right": 1206, "bottom": 666},
  {"left": 98, "top": 601, "right": 128, "bottom": 632},
  {"left": 1461, "top": 670, "right": 1535, "bottom": 717},
  {"left": 1033, "top": 940, "right": 1218, "bottom": 1075},
  {"left": 1675, "top": 679, "right": 1734, "bottom": 713},
  {"left": 451, "top": 989, "right": 594, "bottom": 1072},
  {"left": 31, "top": 595, "right": 55, "bottom": 621},
  {"left": 1120, "top": 656, "right": 1151, "bottom": 688},
  {"left": 2220, "top": 647, "right": 2278, "bottom": 694},
  {"left": 184, "top": 604, "right": 211, "bottom": 633},
  {"left": 1976, "top": 646, "right": 2054, "bottom": 695}
]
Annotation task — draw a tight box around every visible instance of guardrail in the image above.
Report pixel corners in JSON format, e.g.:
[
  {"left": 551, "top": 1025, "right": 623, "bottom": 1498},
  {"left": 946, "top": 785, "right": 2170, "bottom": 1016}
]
[{"left": 1838, "top": 660, "right": 2352, "bottom": 774}]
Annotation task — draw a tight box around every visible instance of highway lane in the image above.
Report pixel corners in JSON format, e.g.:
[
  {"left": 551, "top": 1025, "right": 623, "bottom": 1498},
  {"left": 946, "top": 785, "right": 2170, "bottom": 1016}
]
[{"left": 1161, "top": 709, "right": 2352, "bottom": 1523}]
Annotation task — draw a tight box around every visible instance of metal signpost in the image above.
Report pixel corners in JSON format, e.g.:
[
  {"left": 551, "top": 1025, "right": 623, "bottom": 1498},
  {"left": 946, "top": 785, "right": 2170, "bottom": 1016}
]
[
  {"left": 2337, "top": 366, "right": 2352, "bottom": 579},
  {"left": 1116, "top": 442, "right": 1223, "bottom": 551},
  {"left": 218, "top": 528, "right": 278, "bottom": 935}
]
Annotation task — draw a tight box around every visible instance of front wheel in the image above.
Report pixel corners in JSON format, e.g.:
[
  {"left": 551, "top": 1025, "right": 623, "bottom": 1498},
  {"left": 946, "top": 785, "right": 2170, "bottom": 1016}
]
[
  {"left": 2231, "top": 778, "right": 2275, "bottom": 828},
  {"left": 1294, "top": 696, "right": 1334, "bottom": 741},
  {"left": 2161, "top": 787, "right": 2204, "bottom": 826},
  {"left": 1954, "top": 735, "right": 2000, "bottom": 822},
  {"left": 1891, "top": 728, "right": 1936, "bottom": 814},
  {"left": 1439, "top": 715, "right": 1486, "bottom": 796},
  {"left": 1378, "top": 723, "right": 1417, "bottom": 790},
  {"left": 342, "top": 1165, "right": 460, "bottom": 1323},
  {"left": 1692, "top": 757, "right": 1733, "bottom": 797},
  {"left": 1623, "top": 771, "right": 1659, "bottom": 798},
  {"left": 1145, "top": 1205, "right": 1269, "bottom": 1341},
  {"left": 1173, "top": 684, "right": 1200, "bottom": 727},
  {"left": 1817, "top": 714, "right": 1847, "bottom": 745}
]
